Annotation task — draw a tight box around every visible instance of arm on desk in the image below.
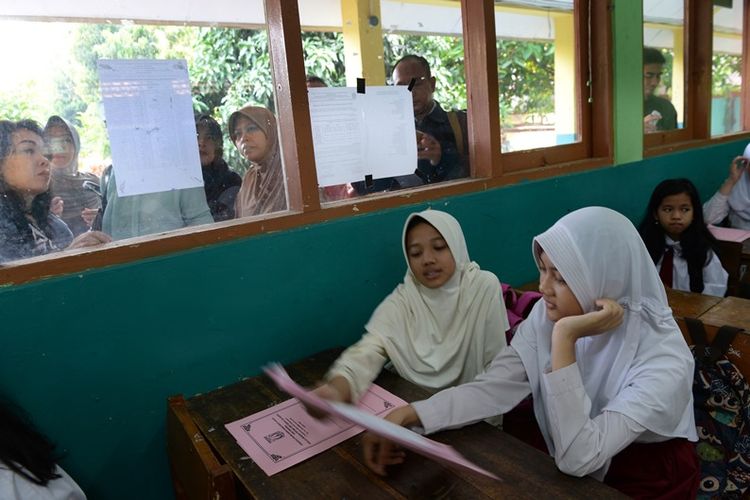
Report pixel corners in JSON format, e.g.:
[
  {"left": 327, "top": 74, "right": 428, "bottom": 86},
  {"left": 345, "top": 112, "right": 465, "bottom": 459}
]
[{"left": 166, "top": 395, "right": 236, "bottom": 500}]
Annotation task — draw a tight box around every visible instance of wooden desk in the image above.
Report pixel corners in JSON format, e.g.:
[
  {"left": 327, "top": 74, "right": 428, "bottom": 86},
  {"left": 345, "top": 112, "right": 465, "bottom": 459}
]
[
  {"left": 666, "top": 288, "right": 723, "bottom": 319},
  {"left": 697, "top": 296, "right": 750, "bottom": 332},
  {"left": 180, "top": 349, "right": 625, "bottom": 499}
]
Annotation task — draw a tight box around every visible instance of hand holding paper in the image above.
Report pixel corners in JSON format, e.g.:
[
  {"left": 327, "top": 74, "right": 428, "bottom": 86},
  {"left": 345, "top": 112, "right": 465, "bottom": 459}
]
[{"left": 264, "top": 363, "right": 500, "bottom": 480}]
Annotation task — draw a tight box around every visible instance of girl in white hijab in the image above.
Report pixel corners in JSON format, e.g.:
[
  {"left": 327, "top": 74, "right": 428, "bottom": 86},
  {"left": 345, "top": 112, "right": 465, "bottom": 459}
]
[
  {"left": 363, "top": 207, "right": 699, "bottom": 498},
  {"left": 704, "top": 143, "right": 750, "bottom": 229},
  {"left": 316, "top": 209, "right": 509, "bottom": 407}
]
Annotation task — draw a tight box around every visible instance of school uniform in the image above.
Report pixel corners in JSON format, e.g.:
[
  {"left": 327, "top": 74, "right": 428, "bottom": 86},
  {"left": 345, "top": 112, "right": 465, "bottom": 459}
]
[
  {"left": 412, "top": 207, "right": 699, "bottom": 498},
  {"left": 656, "top": 236, "right": 728, "bottom": 297},
  {"left": 0, "top": 465, "right": 86, "bottom": 500},
  {"left": 703, "top": 168, "right": 750, "bottom": 230},
  {"left": 326, "top": 210, "right": 509, "bottom": 403}
]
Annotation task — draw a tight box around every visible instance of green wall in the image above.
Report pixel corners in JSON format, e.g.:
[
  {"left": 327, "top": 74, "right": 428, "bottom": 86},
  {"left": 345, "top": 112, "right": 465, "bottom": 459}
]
[{"left": 0, "top": 138, "right": 744, "bottom": 499}]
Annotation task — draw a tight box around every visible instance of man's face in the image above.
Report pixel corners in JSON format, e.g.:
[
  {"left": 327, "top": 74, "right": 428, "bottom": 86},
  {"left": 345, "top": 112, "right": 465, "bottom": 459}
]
[
  {"left": 392, "top": 60, "right": 436, "bottom": 118},
  {"left": 643, "top": 63, "right": 663, "bottom": 98}
]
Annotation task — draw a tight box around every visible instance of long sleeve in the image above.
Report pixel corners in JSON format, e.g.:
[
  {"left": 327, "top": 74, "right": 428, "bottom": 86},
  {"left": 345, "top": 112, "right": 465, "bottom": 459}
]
[
  {"left": 325, "top": 332, "right": 389, "bottom": 402},
  {"left": 180, "top": 186, "right": 214, "bottom": 227},
  {"left": 661, "top": 241, "right": 728, "bottom": 297},
  {"left": 412, "top": 346, "right": 531, "bottom": 434},
  {"left": 542, "top": 363, "right": 652, "bottom": 479},
  {"left": 703, "top": 191, "right": 730, "bottom": 226},
  {"left": 701, "top": 251, "right": 729, "bottom": 297}
]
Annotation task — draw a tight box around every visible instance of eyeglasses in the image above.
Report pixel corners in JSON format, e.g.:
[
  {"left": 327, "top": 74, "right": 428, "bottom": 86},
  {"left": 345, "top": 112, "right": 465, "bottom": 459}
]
[{"left": 388, "top": 76, "right": 428, "bottom": 87}]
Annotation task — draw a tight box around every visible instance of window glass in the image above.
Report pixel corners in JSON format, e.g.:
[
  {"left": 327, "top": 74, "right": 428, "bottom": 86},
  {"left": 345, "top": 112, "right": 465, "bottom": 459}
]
[
  {"left": 0, "top": 15, "right": 287, "bottom": 265},
  {"left": 299, "top": 0, "right": 469, "bottom": 203},
  {"left": 643, "top": 0, "right": 686, "bottom": 133},
  {"left": 711, "top": 0, "right": 744, "bottom": 137},
  {"left": 495, "top": 1, "right": 577, "bottom": 153}
]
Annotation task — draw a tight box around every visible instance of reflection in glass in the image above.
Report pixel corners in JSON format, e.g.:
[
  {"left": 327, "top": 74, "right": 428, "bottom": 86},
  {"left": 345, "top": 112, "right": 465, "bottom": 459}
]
[
  {"left": 643, "top": 0, "right": 685, "bottom": 133},
  {"left": 711, "top": 1, "right": 744, "bottom": 137}
]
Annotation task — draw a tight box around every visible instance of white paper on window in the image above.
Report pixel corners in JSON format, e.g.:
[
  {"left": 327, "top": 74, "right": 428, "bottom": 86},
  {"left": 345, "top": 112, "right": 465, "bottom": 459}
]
[
  {"left": 98, "top": 59, "right": 203, "bottom": 197},
  {"left": 308, "top": 86, "right": 417, "bottom": 187}
]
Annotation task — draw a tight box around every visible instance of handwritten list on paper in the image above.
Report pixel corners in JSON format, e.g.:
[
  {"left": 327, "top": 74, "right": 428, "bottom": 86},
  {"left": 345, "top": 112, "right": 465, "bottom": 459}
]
[{"left": 98, "top": 59, "right": 204, "bottom": 197}]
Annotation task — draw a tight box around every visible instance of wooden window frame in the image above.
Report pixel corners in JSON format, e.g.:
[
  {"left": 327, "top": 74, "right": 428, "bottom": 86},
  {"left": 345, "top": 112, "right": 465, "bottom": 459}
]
[
  {"left": 0, "top": 0, "right": 613, "bottom": 286},
  {"left": 644, "top": 0, "right": 750, "bottom": 157}
]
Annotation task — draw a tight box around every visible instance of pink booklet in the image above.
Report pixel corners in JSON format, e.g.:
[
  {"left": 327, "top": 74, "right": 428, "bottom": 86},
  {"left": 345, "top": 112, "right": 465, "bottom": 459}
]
[
  {"left": 708, "top": 224, "right": 750, "bottom": 243},
  {"left": 225, "top": 377, "right": 407, "bottom": 476},
  {"left": 263, "top": 363, "right": 501, "bottom": 480}
]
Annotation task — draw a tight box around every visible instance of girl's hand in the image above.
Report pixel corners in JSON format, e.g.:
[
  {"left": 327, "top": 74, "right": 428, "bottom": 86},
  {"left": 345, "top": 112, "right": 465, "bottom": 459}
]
[
  {"left": 553, "top": 298, "right": 624, "bottom": 341},
  {"left": 304, "top": 383, "right": 346, "bottom": 419},
  {"left": 362, "top": 405, "right": 419, "bottom": 476},
  {"left": 551, "top": 299, "right": 624, "bottom": 371},
  {"left": 729, "top": 156, "right": 747, "bottom": 184}
]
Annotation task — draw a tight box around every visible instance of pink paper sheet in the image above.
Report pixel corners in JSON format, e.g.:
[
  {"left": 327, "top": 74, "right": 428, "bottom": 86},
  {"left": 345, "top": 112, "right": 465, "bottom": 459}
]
[
  {"left": 225, "top": 379, "right": 406, "bottom": 476},
  {"left": 709, "top": 224, "right": 750, "bottom": 243},
  {"left": 264, "top": 363, "right": 501, "bottom": 481}
]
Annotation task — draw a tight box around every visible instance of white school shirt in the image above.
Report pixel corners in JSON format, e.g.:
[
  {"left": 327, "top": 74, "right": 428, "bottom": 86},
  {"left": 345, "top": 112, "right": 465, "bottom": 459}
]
[
  {"left": 412, "top": 345, "right": 665, "bottom": 480},
  {"left": 656, "top": 237, "right": 728, "bottom": 297},
  {"left": 704, "top": 191, "right": 750, "bottom": 230},
  {"left": 0, "top": 465, "right": 86, "bottom": 500}
]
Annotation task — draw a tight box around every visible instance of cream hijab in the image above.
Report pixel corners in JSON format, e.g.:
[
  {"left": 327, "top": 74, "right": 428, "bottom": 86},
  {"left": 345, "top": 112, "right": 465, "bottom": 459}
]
[
  {"left": 512, "top": 207, "right": 697, "bottom": 456},
  {"left": 365, "top": 209, "right": 509, "bottom": 391},
  {"left": 229, "top": 106, "right": 287, "bottom": 218}
]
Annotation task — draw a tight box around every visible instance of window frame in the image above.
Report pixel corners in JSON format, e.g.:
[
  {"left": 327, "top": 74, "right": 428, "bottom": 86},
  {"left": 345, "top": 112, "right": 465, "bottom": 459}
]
[{"left": 1, "top": 0, "right": 614, "bottom": 285}]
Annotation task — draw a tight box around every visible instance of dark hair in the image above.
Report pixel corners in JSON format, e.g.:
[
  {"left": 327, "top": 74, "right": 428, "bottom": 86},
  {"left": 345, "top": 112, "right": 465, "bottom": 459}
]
[
  {"left": 393, "top": 54, "right": 432, "bottom": 78},
  {"left": 638, "top": 178, "right": 718, "bottom": 293},
  {"left": 0, "top": 119, "right": 53, "bottom": 234},
  {"left": 305, "top": 75, "right": 327, "bottom": 87},
  {"left": 195, "top": 115, "right": 224, "bottom": 160},
  {"left": 643, "top": 47, "right": 666, "bottom": 66},
  {"left": 0, "top": 397, "right": 61, "bottom": 485}
]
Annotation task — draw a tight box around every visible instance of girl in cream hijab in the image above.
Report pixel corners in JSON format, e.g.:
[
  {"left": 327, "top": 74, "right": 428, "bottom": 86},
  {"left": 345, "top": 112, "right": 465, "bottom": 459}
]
[
  {"left": 228, "top": 106, "right": 287, "bottom": 218},
  {"left": 364, "top": 207, "right": 698, "bottom": 498},
  {"left": 316, "top": 209, "right": 509, "bottom": 406}
]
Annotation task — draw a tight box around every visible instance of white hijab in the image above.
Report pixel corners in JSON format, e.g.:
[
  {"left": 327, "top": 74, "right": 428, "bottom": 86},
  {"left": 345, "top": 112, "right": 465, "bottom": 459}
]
[
  {"left": 727, "top": 142, "right": 750, "bottom": 223},
  {"left": 365, "top": 209, "right": 509, "bottom": 390},
  {"left": 512, "top": 207, "right": 697, "bottom": 454}
]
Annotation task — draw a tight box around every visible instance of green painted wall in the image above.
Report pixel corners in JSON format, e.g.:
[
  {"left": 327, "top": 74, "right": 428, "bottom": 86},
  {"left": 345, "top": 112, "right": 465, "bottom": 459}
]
[{"left": 0, "top": 138, "right": 744, "bottom": 499}]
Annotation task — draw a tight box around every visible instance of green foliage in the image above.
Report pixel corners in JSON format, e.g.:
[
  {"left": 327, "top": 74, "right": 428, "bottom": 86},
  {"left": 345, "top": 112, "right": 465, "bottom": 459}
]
[
  {"left": 712, "top": 53, "right": 742, "bottom": 97},
  {"left": 496, "top": 40, "right": 555, "bottom": 123},
  {"left": 302, "top": 32, "right": 346, "bottom": 86}
]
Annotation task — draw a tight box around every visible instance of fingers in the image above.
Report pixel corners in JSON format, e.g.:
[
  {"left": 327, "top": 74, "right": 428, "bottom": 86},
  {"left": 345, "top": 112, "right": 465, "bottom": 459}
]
[{"left": 362, "top": 433, "right": 404, "bottom": 476}]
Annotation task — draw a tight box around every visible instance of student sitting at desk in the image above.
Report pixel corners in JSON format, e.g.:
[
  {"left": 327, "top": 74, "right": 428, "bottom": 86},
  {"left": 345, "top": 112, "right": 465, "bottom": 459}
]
[
  {"left": 704, "top": 144, "right": 750, "bottom": 230},
  {"left": 640, "top": 178, "right": 728, "bottom": 297},
  {"left": 314, "top": 209, "right": 509, "bottom": 408},
  {"left": 363, "top": 207, "right": 698, "bottom": 498}
]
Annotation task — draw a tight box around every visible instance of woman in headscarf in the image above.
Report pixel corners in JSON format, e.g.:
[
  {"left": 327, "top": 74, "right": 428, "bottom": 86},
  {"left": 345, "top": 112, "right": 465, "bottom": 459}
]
[
  {"left": 43, "top": 116, "right": 101, "bottom": 236},
  {"left": 315, "top": 209, "right": 509, "bottom": 407},
  {"left": 196, "top": 115, "right": 242, "bottom": 222},
  {"left": 363, "top": 207, "right": 698, "bottom": 498},
  {"left": 0, "top": 119, "right": 110, "bottom": 264},
  {"left": 703, "top": 143, "right": 750, "bottom": 230},
  {"left": 228, "top": 106, "right": 287, "bottom": 218}
]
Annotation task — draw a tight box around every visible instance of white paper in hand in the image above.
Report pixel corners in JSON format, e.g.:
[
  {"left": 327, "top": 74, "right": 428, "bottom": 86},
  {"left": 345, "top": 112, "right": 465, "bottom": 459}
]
[{"left": 263, "top": 363, "right": 501, "bottom": 480}]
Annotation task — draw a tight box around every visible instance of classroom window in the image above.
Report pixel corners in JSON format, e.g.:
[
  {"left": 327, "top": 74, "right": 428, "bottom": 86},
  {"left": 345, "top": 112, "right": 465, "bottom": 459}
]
[
  {"left": 298, "top": 0, "right": 469, "bottom": 204},
  {"left": 495, "top": 1, "right": 577, "bottom": 153},
  {"left": 643, "top": 0, "right": 687, "bottom": 133},
  {"left": 0, "top": 13, "right": 289, "bottom": 266},
  {"left": 711, "top": 0, "right": 744, "bottom": 137}
]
